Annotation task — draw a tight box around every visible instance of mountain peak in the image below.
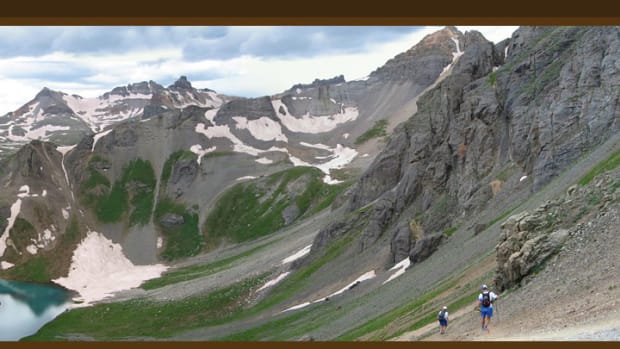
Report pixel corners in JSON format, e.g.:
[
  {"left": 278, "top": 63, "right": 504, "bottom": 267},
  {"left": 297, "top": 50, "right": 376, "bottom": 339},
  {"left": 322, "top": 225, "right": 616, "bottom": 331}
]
[
  {"left": 35, "top": 87, "right": 59, "bottom": 99},
  {"left": 171, "top": 76, "right": 193, "bottom": 90},
  {"left": 368, "top": 27, "right": 464, "bottom": 84},
  {"left": 416, "top": 26, "right": 463, "bottom": 50}
]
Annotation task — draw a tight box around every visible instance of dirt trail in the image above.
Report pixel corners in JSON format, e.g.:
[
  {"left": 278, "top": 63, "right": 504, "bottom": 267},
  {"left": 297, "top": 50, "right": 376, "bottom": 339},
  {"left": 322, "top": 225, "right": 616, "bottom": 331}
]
[{"left": 396, "top": 186, "right": 620, "bottom": 342}]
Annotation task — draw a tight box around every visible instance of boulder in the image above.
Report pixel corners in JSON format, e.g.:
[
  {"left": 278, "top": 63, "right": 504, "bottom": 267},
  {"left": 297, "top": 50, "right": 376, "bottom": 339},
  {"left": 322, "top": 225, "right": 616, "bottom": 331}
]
[
  {"left": 408, "top": 233, "right": 444, "bottom": 265},
  {"left": 282, "top": 204, "right": 300, "bottom": 225},
  {"left": 159, "top": 213, "right": 185, "bottom": 227}
]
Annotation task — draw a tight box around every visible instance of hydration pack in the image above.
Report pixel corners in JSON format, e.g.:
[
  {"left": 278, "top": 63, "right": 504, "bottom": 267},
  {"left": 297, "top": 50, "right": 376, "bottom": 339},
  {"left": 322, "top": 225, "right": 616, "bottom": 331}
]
[
  {"left": 482, "top": 292, "right": 491, "bottom": 307},
  {"left": 438, "top": 310, "right": 446, "bottom": 320}
]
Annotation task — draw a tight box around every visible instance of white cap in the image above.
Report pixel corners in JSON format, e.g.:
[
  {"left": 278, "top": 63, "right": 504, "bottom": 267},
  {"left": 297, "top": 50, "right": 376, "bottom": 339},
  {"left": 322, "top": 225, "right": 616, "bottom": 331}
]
[
  {"left": 482, "top": 284, "right": 488, "bottom": 290},
  {"left": 442, "top": 306, "right": 448, "bottom": 310}
]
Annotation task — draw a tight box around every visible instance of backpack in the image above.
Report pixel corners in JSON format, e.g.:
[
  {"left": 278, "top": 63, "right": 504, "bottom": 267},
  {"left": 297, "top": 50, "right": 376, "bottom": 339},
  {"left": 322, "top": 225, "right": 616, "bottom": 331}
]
[
  {"left": 481, "top": 292, "right": 491, "bottom": 307},
  {"left": 438, "top": 310, "right": 446, "bottom": 320}
]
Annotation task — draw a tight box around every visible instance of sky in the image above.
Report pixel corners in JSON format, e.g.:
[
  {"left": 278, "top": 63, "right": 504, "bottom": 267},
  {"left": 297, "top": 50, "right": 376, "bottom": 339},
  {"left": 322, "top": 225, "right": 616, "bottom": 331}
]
[{"left": 0, "top": 26, "right": 518, "bottom": 114}]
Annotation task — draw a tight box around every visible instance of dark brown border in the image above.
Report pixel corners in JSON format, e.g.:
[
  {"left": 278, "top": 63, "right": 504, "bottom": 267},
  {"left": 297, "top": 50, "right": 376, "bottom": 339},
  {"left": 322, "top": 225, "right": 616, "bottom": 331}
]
[
  {"left": 0, "top": 0, "right": 619, "bottom": 24},
  {"left": 1, "top": 17, "right": 620, "bottom": 25}
]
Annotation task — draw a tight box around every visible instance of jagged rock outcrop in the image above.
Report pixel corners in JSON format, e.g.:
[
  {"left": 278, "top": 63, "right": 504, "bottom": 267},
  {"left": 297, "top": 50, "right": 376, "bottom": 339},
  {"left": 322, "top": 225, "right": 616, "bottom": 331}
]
[
  {"left": 495, "top": 209, "right": 570, "bottom": 292},
  {"left": 104, "top": 80, "right": 164, "bottom": 98},
  {"left": 290, "top": 75, "right": 345, "bottom": 91},
  {"left": 215, "top": 96, "right": 277, "bottom": 121},
  {"left": 170, "top": 76, "right": 193, "bottom": 90},
  {"left": 390, "top": 223, "right": 412, "bottom": 263}
]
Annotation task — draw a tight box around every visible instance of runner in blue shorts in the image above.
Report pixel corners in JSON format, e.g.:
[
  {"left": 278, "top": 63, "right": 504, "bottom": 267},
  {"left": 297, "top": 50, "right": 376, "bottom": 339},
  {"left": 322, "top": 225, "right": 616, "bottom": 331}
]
[
  {"left": 478, "top": 284, "right": 498, "bottom": 331},
  {"left": 437, "top": 306, "right": 449, "bottom": 334}
]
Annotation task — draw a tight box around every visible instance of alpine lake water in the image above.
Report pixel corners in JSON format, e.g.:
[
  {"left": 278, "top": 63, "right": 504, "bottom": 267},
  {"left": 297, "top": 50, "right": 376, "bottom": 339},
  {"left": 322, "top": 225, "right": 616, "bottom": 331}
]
[{"left": 0, "top": 278, "right": 73, "bottom": 340}]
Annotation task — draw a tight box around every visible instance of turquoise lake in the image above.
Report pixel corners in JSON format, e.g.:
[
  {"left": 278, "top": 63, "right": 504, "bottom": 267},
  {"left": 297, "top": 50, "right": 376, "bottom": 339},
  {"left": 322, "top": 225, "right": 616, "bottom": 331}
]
[{"left": 0, "top": 279, "right": 72, "bottom": 340}]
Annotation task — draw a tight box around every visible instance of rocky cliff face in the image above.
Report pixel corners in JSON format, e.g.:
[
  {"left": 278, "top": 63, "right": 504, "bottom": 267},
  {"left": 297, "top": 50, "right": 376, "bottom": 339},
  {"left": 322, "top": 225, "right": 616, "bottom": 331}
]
[{"left": 306, "top": 26, "right": 620, "bottom": 276}]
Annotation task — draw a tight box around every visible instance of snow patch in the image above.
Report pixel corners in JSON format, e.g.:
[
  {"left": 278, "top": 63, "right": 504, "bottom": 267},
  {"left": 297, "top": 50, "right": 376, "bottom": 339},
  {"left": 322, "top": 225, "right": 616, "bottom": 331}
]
[
  {"left": 440, "top": 37, "right": 466, "bottom": 77},
  {"left": 255, "top": 157, "right": 273, "bottom": 164},
  {"left": 91, "top": 129, "right": 113, "bottom": 152},
  {"left": 63, "top": 93, "right": 152, "bottom": 132},
  {"left": 0, "top": 261, "right": 14, "bottom": 270},
  {"left": 451, "top": 37, "right": 464, "bottom": 58},
  {"left": 53, "top": 231, "right": 168, "bottom": 306},
  {"left": 43, "top": 229, "right": 55, "bottom": 242},
  {"left": 281, "top": 270, "right": 376, "bottom": 313},
  {"left": 283, "top": 302, "right": 311, "bottom": 312},
  {"left": 236, "top": 176, "right": 257, "bottom": 181},
  {"left": 233, "top": 116, "right": 288, "bottom": 142},
  {"left": 190, "top": 144, "right": 216, "bottom": 165},
  {"left": 6, "top": 125, "right": 71, "bottom": 142},
  {"left": 272, "top": 99, "right": 359, "bottom": 134},
  {"left": 195, "top": 123, "right": 289, "bottom": 157},
  {"left": 300, "top": 142, "right": 332, "bottom": 151},
  {"left": 26, "top": 245, "right": 38, "bottom": 255},
  {"left": 520, "top": 175, "right": 528, "bottom": 182},
  {"left": 257, "top": 272, "right": 290, "bottom": 292},
  {"left": 62, "top": 208, "right": 70, "bottom": 220},
  {"left": 204, "top": 108, "right": 219, "bottom": 123},
  {"left": 57, "top": 145, "right": 76, "bottom": 156},
  {"left": 41, "top": 190, "right": 47, "bottom": 197},
  {"left": 281, "top": 244, "right": 311, "bottom": 265},
  {"left": 0, "top": 198, "right": 23, "bottom": 257},
  {"left": 289, "top": 144, "right": 357, "bottom": 184},
  {"left": 326, "top": 270, "right": 376, "bottom": 298},
  {"left": 17, "top": 185, "right": 30, "bottom": 198},
  {"left": 195, "top": 121, "right": 357, "bottom": 184},
  {"left": 57, "top": 145, "right": 76, "bottom": 200},
  {"left": 383, "top": 257, "right": 411, "bottom": 285},
  {"left": 32, "top": 228, "right": 56, "bottom": 250},
  {"left": 157, "top": 237, "right": 163, "bottom": 249},
  {"left": 343, "top": 133, "right": 350, "bottom": 139}
]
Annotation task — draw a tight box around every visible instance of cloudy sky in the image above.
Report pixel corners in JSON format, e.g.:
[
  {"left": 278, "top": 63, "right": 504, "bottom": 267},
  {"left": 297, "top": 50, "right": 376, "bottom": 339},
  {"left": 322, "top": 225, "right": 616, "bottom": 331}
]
[{"left": 0, "top": 26, "right": 518, "bottom": 113}]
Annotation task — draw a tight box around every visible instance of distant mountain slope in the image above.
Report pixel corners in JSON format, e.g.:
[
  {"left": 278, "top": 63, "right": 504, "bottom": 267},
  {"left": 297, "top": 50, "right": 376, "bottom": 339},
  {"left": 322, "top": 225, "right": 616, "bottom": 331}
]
[{"left": 0, "top": 77, "right": 228, "bottom": 159}]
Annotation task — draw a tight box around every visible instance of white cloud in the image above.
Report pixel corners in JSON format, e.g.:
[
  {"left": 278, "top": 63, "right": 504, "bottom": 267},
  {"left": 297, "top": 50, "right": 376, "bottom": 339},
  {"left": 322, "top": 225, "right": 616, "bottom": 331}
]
[{"left": 0, "top": 26, "right": 519, "bottom": 114}]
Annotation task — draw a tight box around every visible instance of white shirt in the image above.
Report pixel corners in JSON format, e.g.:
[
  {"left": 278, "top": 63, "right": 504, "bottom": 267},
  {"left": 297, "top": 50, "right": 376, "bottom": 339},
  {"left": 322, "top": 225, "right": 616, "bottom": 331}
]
[
  {"left": 438, "top": 310, "right": 449, "bottom": 320},
  {"left": 478, "top": 291, "right": 498, "bottom": 307}
]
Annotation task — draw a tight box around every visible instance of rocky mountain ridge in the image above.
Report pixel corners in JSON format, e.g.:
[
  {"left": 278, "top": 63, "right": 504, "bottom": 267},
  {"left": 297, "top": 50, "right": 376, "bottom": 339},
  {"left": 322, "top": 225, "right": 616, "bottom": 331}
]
[{"left": 0, "top": 76, "right": 227, "bottom": 159}]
